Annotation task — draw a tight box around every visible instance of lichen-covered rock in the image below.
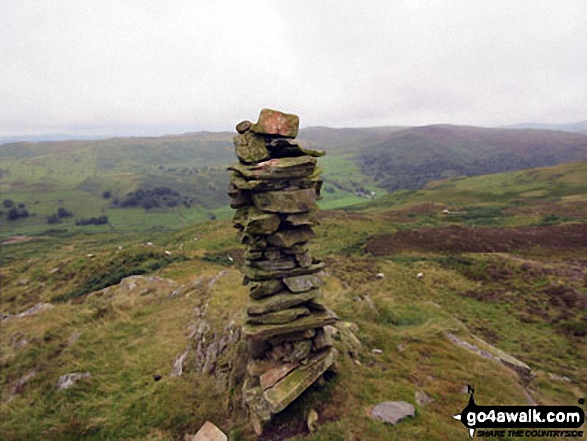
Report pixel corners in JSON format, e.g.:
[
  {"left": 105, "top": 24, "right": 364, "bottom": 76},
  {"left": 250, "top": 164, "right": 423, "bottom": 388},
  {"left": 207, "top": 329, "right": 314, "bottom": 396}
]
[
  {"left": 251, "top": 108, "right": 299, "bottom": 138},
  {"left": 283, "top": 274, "right": 322, "bottom": 293},
  {"left": 240, "top": 207, "right": 281, "bottom": 235},
  {"left": 280, "top": 339, "right": 312, "bottom": 363},
  {"left": 244, "top": 261, "right": 324, "bottom": 281},
  {"left": 263, "top": 348, "right": 337, "bottom": 413},
  {"left": 268, "top": 329, "right": 316, "bottom": 345},
  {"left": 312, "top": 328, "right": 333, "bottom": 351},
  {"left": 284, "top": 213, "right": 318, "bottom": 227},
  {"left": 246, "top": 306, "right": 310, "bottom": 325},
  {"left": 260, "top": 362, "right": 299, "bottom": 390},
  {"left": 228, "top": 156, "right": 317, "bottom": 180},
  {"left": 294, "top": 250, "right": 313, "bottom": 268},
  {"left": 243, "top": 308, "right": 338, "bottom": 340},
  {"left": 249, "top": 279, "right": 286, "bottom": 299},
  {"left": 247, "top": 288, "right": 321, "bottom": 316},
  {"left": 233, "top": 131, "right": 269, "bottom": 164},
  {"left": 243, "top": 381, "right": 272, "bottom": 434},
  {"left": 253, "top": 189, "right": 316, "bottom": 214},
  {"left": 248, "top": 257, "right": 296, "bottom": 271},
  {"left": 267, "top": 226, "right": 315, "bottom": 247}
]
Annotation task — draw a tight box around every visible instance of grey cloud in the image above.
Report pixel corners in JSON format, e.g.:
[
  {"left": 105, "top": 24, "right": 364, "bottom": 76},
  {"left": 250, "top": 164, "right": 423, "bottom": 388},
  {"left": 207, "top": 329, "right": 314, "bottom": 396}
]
[{"left": 1, "top": 0, "right": 586, "bottom": 136}]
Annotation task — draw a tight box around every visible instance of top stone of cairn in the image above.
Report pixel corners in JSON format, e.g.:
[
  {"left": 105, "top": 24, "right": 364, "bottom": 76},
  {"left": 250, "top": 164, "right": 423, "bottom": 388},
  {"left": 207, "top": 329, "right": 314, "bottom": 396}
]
[{"left": 250, "top": 109, "right": 300, "bottom": 139}]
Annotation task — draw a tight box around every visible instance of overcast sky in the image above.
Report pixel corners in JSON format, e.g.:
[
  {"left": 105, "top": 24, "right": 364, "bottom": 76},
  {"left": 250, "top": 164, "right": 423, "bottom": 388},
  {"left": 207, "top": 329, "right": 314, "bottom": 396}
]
[{"left": 1, "top": 1, "right": 586, "bottom": 136}]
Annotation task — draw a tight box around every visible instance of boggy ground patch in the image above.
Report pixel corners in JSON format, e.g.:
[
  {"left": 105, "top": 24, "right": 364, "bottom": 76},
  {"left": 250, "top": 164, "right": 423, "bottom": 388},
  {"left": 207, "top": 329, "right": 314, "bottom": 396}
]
[{"left": 365, "top": 222, "right": 587, "bottom": 255}]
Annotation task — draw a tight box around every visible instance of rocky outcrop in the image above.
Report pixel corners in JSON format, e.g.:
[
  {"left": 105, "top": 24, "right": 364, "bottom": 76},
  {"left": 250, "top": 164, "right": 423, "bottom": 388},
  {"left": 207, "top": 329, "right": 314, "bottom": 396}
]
[
  {"left": 444, "top": 332, "right": 534, "bottom": 384},
  {"left": 229, "top": 109, "right": 337, "bottom": 434},
  {"left": 57, "top": 372, "right": 91, "bottom": 390}
]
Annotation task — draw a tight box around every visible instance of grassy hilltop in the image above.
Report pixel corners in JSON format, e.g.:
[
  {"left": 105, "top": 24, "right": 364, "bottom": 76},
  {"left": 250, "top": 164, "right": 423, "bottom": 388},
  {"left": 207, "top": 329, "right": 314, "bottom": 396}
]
[{"left": 1, "top": 162, "right": 585, "bottom": 440}]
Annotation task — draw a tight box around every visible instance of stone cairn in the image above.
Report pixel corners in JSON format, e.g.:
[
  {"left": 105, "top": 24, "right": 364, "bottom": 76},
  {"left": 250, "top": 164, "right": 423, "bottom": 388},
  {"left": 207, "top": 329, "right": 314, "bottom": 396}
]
[{"left": 228, "top": 109, "right": 338, "bottom": 434}]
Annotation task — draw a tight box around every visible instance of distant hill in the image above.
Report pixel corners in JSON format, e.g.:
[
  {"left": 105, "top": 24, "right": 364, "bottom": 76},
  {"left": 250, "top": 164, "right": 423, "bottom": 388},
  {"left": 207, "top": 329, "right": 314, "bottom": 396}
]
[
  {"left": 354, "top": 124, "right": 587, "bottom": 192},
  {"left": 503, "top": 120, "right": 587, "bottom": 133}
]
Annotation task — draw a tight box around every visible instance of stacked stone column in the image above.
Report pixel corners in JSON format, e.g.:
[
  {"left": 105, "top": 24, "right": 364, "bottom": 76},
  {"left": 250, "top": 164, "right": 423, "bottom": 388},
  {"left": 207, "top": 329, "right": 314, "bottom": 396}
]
[{"left": 228, "top": 109, "right": 338, "bottom": 433}]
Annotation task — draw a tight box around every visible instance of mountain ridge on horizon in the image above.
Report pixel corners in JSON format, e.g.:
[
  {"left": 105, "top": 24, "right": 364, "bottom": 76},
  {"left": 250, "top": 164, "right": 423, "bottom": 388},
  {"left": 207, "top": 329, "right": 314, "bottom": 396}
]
[{"left": 2, "top": 119, "right": 587, "bottom": 145}]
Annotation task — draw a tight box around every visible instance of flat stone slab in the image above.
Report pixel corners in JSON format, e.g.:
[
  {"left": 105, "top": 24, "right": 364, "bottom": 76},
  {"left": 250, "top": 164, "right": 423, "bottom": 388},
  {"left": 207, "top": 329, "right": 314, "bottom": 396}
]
[
  {"left": 371, "top": 401, "right": 415, "bottom": 425},
  {"left": 247, "top": 288, "right": 321, "bottom": 316},
  {"left": 228, "top": 156, "right": 317, "bottom": 181},
  {"left": 244, "top": 261, "right": 324, "bottom": 281},
  {"left": 283, "top": 274, "right": 322, "bottom": 293},
  {"left": 260, "top": 362, "right": 299, "bottom": 390},
  {"left": 250, "top": 279, "right": 286, "bottom": 299},
  {"left": 246, "top": 306, "right": 310, "bottom": 325},
  {"left": 266, "top": 138, "right": 325, "bottom": 158},
  {"left": 243, "top": 308, "right": 338, "bottom": 340},
  {"left": 243, "top": 209, "right": 282, "bottom": 235},
  {"left": 268, "top": 329, "right": 316, "bottom": 345},
  {"left": 249, "top": 258, "right": 296, "bottom": 272},
  {"left": 263, "top": 348, "right": 337, "bottom": 414},
  {"left": 284, "top": 213, "right": 318, "bottom": 227},
  {"left": 253, "top": 189, "right": 317, "bottom": 214},
  {"left": 230, "top": 173, "right": 320, "bottom": 193},
  {"left": 267, "top": 226, "right": 315, "bottom": 248},
  {"left": 251, "top": 108, "right": 299, "bottom": 138}
]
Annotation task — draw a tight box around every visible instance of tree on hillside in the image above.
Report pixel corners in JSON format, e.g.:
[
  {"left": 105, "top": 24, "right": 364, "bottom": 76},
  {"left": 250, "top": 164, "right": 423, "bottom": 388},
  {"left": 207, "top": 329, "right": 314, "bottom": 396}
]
[
  {"left": 46, "top": 213, "right": 61, "bottom": 224},
  {"left": 7, "top": 207, "right": 19, "bottom": 220},
  {"left": 57, "top": 207, "right": 72, "bottom": 218},
  {"left": 7, "top": 206, "right": 29, "bottom": 220}
]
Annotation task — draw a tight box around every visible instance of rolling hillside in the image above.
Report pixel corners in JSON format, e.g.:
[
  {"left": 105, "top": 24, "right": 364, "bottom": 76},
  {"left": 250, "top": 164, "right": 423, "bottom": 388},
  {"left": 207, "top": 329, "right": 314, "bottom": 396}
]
[
  {"left": 2, "top": 125, "right": 587, "bottom": 238},
  {"left": 1, "top": 162, "right": 585, "bottom": 440},
  {"left": 355, "top": 125, "right": 587, "bottom": 191}
]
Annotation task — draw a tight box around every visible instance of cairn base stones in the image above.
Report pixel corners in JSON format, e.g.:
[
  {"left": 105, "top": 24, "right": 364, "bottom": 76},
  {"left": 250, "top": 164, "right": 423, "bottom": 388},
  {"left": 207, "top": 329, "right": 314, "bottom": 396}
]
[{"left": 229, "top": 109, "right": 337, "bottom": 434}]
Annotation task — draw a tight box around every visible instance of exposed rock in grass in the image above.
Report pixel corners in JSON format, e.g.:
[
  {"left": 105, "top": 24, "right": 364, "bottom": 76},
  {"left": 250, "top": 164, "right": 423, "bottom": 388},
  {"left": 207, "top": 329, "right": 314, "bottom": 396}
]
[
  {"left": 57, "top": 372, "right": 91, "bottom": 390},
  {"left": 189, "top": 421, "right": 227, "bottom": 441},
  {"left": 415, "top": 390, "right": 434, "bottom": 406},
  {"left": 445, "top": 332, "right": 534, "bottom": 384},
  {"left": 4, "top": 370, "right": 37, "bottom": 403},
  {"left": 68, "top": 331, "right": 82, "bottom": 345},
  {"left": 307, "top": 408, "right": 319, "bottom": 433},
  {"left": 171, "top": 350, "right": 190, "bottom": 377},
  {"left": 2, "top": 303, "right": 54, "bottom": 321},
  {"left": 548, "top": 372, "right": 571, "bottom": 382},
  {"left": 371, "top": 401, "right": 415, "bottom": 425}
]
